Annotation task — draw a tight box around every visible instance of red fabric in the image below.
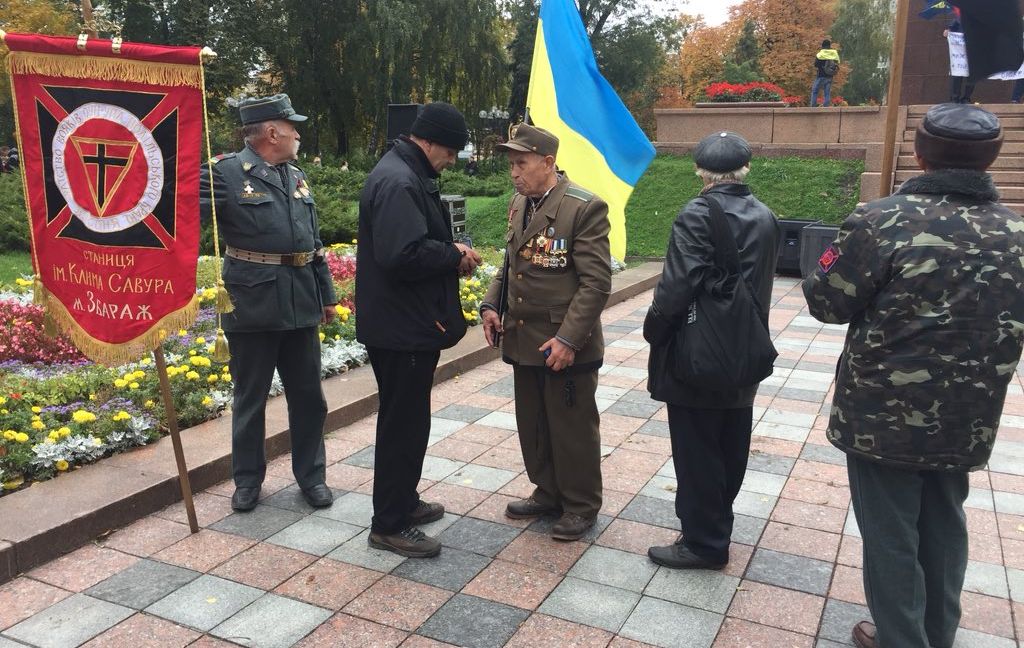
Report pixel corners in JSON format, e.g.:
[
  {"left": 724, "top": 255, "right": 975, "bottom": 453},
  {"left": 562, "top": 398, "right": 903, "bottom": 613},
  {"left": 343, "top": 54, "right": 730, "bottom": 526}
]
[
  {"left": 10, "top": 35, "right": 201, "bottom": 348},
  {"left": 818, "top": 245, "right": 840, "bottom": 273},
  {"left": 3, "top": 32, "right": 202, "bottom": 65}
]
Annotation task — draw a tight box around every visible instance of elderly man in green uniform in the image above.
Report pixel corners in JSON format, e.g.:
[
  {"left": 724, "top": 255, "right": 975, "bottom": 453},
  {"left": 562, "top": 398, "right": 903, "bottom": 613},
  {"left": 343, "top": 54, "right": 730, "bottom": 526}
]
[
  {"left": 200, "top": 94, "right": 337, "bottom": 512},
  {"left": 481, "top": 124, "right": 611, "bottom": 540}
]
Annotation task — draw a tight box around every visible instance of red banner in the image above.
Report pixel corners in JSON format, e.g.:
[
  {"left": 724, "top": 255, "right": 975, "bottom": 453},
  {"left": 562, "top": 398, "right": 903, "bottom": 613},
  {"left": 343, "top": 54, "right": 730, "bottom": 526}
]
[{"left": 4, "top": 33, "right": 204, "bottom": 365}]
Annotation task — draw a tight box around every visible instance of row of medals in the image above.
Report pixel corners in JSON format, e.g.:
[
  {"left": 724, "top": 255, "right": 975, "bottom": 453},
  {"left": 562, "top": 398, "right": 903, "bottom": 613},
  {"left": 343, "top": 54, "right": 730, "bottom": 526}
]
[{"left": 521, "top": 234, "right": 569, "bottom": 268}]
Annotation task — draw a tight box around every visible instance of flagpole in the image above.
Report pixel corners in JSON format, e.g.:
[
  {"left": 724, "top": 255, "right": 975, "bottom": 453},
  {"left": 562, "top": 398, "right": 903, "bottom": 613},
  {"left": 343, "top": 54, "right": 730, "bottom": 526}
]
[
  {"left": 880, "top": 0, "right": 910, "bottom": 198},
  {"left": 153, "top": 345, "right": 199, "bottom": 533}
]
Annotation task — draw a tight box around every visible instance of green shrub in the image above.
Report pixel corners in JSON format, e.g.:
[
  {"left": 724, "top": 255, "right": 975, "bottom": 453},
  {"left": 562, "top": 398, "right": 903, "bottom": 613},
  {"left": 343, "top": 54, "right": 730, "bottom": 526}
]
[
  {"left": 305, "top": 167, "right": 368, "bottom": 200},
  {"left": 440, "top": 170, "right": 511, "bottom": 197},
  {"left": 0, "top": 173, "right": 29, "bottom": 252}
]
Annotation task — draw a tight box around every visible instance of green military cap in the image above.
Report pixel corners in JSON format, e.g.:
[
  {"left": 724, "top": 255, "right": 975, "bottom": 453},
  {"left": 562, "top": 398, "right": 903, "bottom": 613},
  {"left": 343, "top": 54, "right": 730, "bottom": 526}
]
[
  {"left": 238, "top": 94, "right": 308, "bottom": 126},
  {"left": 497, "top": 123, "right": 559, "bottom": 157}
]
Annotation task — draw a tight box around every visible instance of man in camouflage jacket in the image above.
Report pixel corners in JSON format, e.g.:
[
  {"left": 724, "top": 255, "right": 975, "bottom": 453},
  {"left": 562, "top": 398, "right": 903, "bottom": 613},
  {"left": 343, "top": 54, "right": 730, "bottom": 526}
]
[{"left": 803, "top": 103, "right": 1024, "bottom": 648}]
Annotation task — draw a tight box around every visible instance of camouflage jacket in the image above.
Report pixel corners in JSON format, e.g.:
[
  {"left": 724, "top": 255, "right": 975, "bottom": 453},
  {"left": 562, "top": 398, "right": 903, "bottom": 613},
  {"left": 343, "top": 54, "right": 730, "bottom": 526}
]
[{"left": 803, "top": 169, "right": 1024, "bottom": 471}]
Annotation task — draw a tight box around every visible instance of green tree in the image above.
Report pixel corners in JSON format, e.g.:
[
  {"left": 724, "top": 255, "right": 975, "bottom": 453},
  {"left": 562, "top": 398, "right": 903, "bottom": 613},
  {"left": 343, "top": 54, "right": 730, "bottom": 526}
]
[
  {"left": 723, "top": 19, "right": 762, "bottom": 83},
  {"left": 829, "top": 0, "right": 893, "bottom": 104}
]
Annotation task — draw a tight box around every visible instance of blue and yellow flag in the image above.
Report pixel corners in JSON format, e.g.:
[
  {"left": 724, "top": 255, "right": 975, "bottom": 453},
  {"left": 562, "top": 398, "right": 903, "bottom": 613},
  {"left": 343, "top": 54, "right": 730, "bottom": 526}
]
[
  {"left": 920, "top": 0, "right": 954, "bottom": 19},
  {"left": 527, "top": 0, "right": 655, "bottom": 261}
]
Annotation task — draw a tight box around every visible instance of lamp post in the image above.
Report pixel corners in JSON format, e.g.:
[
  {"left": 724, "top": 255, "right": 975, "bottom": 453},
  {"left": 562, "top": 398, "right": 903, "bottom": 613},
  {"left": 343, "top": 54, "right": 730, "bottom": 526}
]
[{"left": 476, "top": 107, "right": 510, "bottom": 166}]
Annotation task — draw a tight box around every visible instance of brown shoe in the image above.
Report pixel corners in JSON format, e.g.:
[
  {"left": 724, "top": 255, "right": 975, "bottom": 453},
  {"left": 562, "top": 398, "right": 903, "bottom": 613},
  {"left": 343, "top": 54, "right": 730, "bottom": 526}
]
[
  {"left": 410, "top": 500, "right": 444, "bottom": 525},
  {"left": 368, "top": 527, "right": 441, "bottom": 558},
  {"left": 551, "top": 512, "right": 595, "bottom": 541},
  {"left": 505, "top": 497, "right": 561, "bottom": 520},
  {"left": 852, "top": 621, "right": 877, "bottom": 648}
]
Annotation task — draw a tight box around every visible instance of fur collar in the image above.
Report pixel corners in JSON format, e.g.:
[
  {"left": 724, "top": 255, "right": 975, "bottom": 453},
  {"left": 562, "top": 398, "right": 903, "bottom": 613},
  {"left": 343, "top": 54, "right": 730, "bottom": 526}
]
[{"left": 896, "top": 169, "right": 1000, "bottom": 202}]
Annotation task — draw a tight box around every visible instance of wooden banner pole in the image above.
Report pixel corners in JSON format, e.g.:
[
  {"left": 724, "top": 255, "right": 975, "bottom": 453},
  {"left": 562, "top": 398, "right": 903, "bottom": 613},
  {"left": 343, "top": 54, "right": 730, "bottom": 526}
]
[
  {"left": 153, "top": 345, "right": 199, "bottom": 533},
  {"left": 880, "top": 0, "right": 911, "bottom": 198},
  {"left": 80, "top": 0, "right": 98, "bottom": 38}
]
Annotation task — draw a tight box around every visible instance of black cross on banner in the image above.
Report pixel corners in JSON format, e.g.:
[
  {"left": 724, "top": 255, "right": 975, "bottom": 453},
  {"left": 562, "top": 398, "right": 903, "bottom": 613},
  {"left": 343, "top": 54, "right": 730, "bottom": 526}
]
[{"left": 81, "top": 142, "right": 130, "bottom": 209}]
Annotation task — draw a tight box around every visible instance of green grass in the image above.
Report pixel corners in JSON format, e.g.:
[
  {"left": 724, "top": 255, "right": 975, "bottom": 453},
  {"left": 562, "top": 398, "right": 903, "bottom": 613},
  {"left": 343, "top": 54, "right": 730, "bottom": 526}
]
[{"left": 0, "top": 251, "right": 31, "bottom": 286}]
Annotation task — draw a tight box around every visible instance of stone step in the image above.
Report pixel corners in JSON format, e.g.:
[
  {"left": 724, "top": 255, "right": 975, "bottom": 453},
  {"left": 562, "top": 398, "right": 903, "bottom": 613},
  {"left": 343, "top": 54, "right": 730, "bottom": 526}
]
[
  {"left": 904, "top": 128, "right": 1024, "bottom": 141},
  {"left": 899, "top": 141, "right": 1024, "bottom": 154},
  {"left": 894, "top": 169, "right": 1024, "bottom": 184},
  {"left": 907, "top": 103, "right": 1024, "bottom": 117},
  {"left": 897, "top": 154, "right": 1024, "bottom": 169}
]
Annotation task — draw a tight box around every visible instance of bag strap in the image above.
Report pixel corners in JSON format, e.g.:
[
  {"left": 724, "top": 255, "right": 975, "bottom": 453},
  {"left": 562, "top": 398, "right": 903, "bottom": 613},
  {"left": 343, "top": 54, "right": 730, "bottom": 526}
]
[{"left": 703, "top": 195, "right": 741, "bottom": 275}]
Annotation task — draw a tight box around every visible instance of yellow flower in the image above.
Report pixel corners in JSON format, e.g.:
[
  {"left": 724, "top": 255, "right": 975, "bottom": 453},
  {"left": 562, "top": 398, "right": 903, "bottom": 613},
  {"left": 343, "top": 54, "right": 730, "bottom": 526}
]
[
  {"left": 15, "top": 277, "right": 31, "bottom": 287},
  {"left": 334, "top": 335, "right": 340, "bottom": 340},
  {"left": 0, "top": 409, "right": 6, "bottom": 415},
  {"left": 92, "top": 437, "right": 102, "bottom": 446},
  {"left": 351, "top": 238, "right": 357, "bottom": 244},
  {"left": 55, "top": 459, "right": 69, "bottom": 471},
  {"left": 186, "top": 371, "right": 200, "bottom": 380},
  {"left": 112, "top": 411, "right": 131, "bottom": 422},
  {"left": 14, "top": 432, "right": 29, "bottom": 443},
  {"left": 72, "top": 410, "right": 96, "bottom": 424},
  {"left": 158, "top": 329, "right": 167, "bottom": 341},
  {"left": 31, "top": 415, "right": 40, "bottom": 421},
  {"left": 222, "top": 373, "right": 232, "bottom": 382},
  {"left": 207, "top": 375, "right": 219, "bottom": 383},
  {"left": 166, "top": 366, "right": 179, "bottom": 377},
  {"left": 195, "top": 336, "right": 206, "bottom": 345},
  {"left": 31, "top": 420, "right": 45, "bottom": 430},
  {"left": 189, "top": 356, "right": 211, "bottom": 367},
  {"left": 140, "top": 357, "right": 151, "bottom": 366},
  {"left": 88, "top": 394, "right": 96, "bottom": 401},
  {"left": 31, "top": 406, "right": 41, "bottom": 413},
  {"left": 178, "top": 329, "right": 188, "bottom": 336},
  {"left": 189, "top": 349, "right": 197, "bottom": 356},
  {"left": 47, "top": 431, "right": 59, "bottom": 441},
  {"left": 144, "top": 400, "right": 155, "bottom": 409},
  {"left": 113, "top": 378, "right": 127, "bottom": 388},
  {"left": 128, "top": 382, "right": 140, "bottom": 390},
  {"left": 3, "top": 430, "right": 15, "bottom": 440},
  {"left": 57, "top": 427, "right": 71, "bottom": 438},
  {"left": 201, "top": 396, "right": 213, "bottom": 406},
  {"left": 319, "top": 331, "right": 326, "bottom": 342},
  {"left": 133, "top": 370, "right": 145, "bottom": 380},
  {"left": 0, "top": 396, "right": 5, "bottom": 405}
]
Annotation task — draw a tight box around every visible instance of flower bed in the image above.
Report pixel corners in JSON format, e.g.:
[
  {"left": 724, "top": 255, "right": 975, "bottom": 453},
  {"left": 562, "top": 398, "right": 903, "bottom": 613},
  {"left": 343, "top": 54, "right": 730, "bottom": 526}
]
[
  {"left": 0, "top": 245, "right": 497, "bottom": 493},
  {"left": 701, "top": 81, "right": 787, "bottom": 103}
]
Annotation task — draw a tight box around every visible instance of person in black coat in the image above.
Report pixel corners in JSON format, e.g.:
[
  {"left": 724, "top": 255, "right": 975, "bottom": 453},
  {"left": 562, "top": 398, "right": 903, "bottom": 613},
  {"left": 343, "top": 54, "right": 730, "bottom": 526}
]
[
  {"left": 643, "top": 131, "right": 780, "bottom": 570},
  {"left": 355, "top": 102, "right": 481, "bottom": 558}
]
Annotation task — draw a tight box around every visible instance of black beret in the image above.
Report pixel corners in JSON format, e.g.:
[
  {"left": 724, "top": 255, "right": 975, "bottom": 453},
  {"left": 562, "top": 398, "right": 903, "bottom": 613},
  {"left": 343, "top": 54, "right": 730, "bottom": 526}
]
[
  {"left": 694, "top": 131, "right": 752, "bottom": 173},
  {"left": 916, "top": 103, "right": 1003, "bottom": 170},
  {"left": 238, "top": 94, "right": 307, "bottom": 125},
  {"left": 411, "top": 102, "right": 469, "bottom": 151}
]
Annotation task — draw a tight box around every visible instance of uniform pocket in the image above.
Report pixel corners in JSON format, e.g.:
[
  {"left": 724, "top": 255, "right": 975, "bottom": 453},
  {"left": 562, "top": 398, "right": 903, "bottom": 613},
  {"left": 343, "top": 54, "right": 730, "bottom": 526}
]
[{"left": 223, "top": 262, "right": 279, "bottom": 328}]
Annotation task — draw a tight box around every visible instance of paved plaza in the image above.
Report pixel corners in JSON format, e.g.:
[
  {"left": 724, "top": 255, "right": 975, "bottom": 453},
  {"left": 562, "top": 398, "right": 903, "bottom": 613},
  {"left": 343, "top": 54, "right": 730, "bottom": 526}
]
[{"left": 2, "top": 278, "right": 1024, "bottom": 647}]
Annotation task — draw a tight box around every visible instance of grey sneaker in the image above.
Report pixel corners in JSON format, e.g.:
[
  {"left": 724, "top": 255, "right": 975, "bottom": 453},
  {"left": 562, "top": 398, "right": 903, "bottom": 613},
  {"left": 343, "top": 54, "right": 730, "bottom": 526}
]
[{"left": 368, "top": 526, "right": 441, "bottom": 558}]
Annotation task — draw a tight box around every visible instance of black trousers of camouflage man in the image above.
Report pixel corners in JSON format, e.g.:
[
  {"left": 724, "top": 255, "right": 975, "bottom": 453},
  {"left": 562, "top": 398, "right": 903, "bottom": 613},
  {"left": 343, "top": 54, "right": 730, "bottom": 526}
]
[
  {"left": 227, "top": 328, "right": 328, "bottom": 490},
  {"left": 668, "top": 405, "right": 753, "bottom": 565},
  {"left": 848, "top": 455, "right": 969, "bottom": 648},
  {"left": 513, "top": 366, "right": 602, "bottom": 518},
  {"left": 367, "top": 347, "right": 440, "bottom": 535}
]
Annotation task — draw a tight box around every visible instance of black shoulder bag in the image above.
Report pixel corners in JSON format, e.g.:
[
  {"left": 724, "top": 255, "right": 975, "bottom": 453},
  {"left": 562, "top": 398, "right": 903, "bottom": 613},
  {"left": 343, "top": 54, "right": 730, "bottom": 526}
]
[{"left": 672, "top": 195, "right": 777, "bottom": 388}]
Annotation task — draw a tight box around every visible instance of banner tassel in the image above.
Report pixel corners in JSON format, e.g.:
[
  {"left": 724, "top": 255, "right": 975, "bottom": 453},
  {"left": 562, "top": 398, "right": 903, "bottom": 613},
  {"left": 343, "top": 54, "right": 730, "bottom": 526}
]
[
  {"left": 32, "top": 276, "right": 46, "bottom": 305},
  {"left": 215, "top": 280, "right": 234, "bottom": 314},
  {"left": 213, "top": 329, "right": 230, "bottom": 363}
]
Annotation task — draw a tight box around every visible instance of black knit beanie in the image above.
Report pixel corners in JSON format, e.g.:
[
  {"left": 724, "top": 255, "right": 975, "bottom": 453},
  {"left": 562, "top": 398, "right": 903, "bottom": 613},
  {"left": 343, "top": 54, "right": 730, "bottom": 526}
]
[{"left": 411, "top": 102, "right": 469, "bottom": 151}]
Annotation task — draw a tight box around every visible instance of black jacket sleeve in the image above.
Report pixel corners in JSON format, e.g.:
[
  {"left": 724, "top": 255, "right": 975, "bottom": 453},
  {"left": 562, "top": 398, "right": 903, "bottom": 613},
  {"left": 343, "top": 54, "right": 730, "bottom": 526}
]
[{"left": 369, "top": 181, "right": 462, "bottom": 280}]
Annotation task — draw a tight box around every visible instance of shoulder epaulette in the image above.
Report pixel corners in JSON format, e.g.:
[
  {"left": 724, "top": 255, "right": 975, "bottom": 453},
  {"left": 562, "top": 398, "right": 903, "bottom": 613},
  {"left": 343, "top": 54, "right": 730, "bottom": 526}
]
[
  {"left": 288, "top": 163, "right": 303, "bottom": 174},
  {"left": 565, "top": 185, "right": 595, "bottom": 202},
  {"left": 210, "top": 152, "right": 236, "bottom": 165}
]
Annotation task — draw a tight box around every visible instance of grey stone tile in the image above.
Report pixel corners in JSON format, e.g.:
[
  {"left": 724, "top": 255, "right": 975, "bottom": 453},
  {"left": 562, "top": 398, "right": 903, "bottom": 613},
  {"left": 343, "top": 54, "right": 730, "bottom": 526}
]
[
  {"left": 815, "top": 641, "right": 848, "bottom": 648},
  {"left": 773, "top": 357, "right": 797, "bottom": 370},
  {"left": 262, "top": 484, "right": 346, "bottom": 514},
  {"left": 392, "top": 546, "right": 490, "bottom": 591},
  {"left": 211, "top": 593, "right": 331, "bottom": 648},
  {"left": 732, "top": 490, "right": 776, "bottom": 519},
  {"left": 844, "top": 507, "right": 861, "bottom": 538},
  {"left": 538, "top": 576, "right": 641, "bottom": 633},
  {"left": 800, "top": 443, "right": 846, "bottom": 466},
  {"left": 619, "top": 596, "right": 722, "bottom": 648},
  {"left": 1006, "top": 567, "right": 1024, "bottom": 602},
  {"left": 420, "top": 456, "right": 466, "bottom": 481},
  {"left": 603, "top": 324, "right": 636, "bottom": 333},
  {"left": 657, "top": 458, "right": 675, "bottom": 478},
  {"left": 568, "top": 545, "right": 658, "bottom": 593},
  {"left": 209, "top": 507, "right": 304, "bottom": 541},
  {"left": 313, "top": 491, "right": 373, "bottom": 526},
  {"left": 797, "top": 361, "right": 838, "bottom": 373},
  {"left": 621, "top": 389, "right": 658, "bottom": 405},
  {"left": 747, "top": 452, "right": 796, "bottom": 476},
  {"left": 993, "top": 490, "right": 1024, "bottom": 516},
  {"left": 438, "top": 517, "right": 522, "bottom": 557},
  {"left": 86, "top": 559, "right": 200, "bottom": 609},
  {"left": 753, "top": 422, "right": 810, "bottom": 443},
  {"left": 620, "top": 495, "right": 678, "bottom": 529},
  {"left": 416, "top": 512, "right": 460, "bottom": 536},
  {"left": 443, "top": 464, "right": 518, "bottom": 491},
  {"left": 952, "top": 629, "right": 1017, "bottom": 647},
  {"left": 746, "top": 548, "right": 833, "bottom": 596},
  {"left": 419, "top": 594, "right": 529, "bottom": 648},
  {"left": 638, "top": 420, "right": 670, "bottom": 437},
  {"left": 596, "top": 385, "right": 628, "bottom": 400},
  {"left": 732, "top": 514, "right": 767, "bottom": 546},
  {"left": 475, "top": 411, "right": 519, "bottom": 431},
  {"left": 0, "top": 637, "right": 28, "bottom": 647},
  {"left": 645, "top": 567, "right": 740, "bottom": 614},
  {"left": 481, "top": 379, "right": 515, "bottom": 398},
  {"left": 756, "top": 384, "right": 780, "bottom": 398},
  {"left": 606, "top": 400, "right": 661, "bottom": 419},
  {"left": 4, "top": 594, "right": 133, "bottom": 648},
  {"left": 266, "top": 516, "right": 363, "bottom": 556},
  {"left": 639, "top": 475, "right": 678, "bottom": 502},
  {"left": 964, "top": 488, "right": 994, "bottom": 512},
  {"left": 342, "top": 445, "right": 376, "bottom": 468},
  {"left": 327, "top": 529, "right": 406, "bottom": 572},
  {"left": 527, "top": 514, "right": 613, "bottom": 543},
  {"left": 434, "top": 404, "right": 492, "bottom": 423},
  {"left": 962, "top": 560, "right": 1008, "bottom": 599},
  {"left": 818, "top": 598, "right": 871, "bottom": 645},
  {"left": 776, "top": 387, "right": 829, "bottom": 403},
  {"left": 429, "top": 417, "right": 469, "bottom": 439},
  {"left": 740, "top": 470, "right": 788, "bottom": 497},
  {"left": 145, "top": 574, "right": 263, "bottom": 632}
]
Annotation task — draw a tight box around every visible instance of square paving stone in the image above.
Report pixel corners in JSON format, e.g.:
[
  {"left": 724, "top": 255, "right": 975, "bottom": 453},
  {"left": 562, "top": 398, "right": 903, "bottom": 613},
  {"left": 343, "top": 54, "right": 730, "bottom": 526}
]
[
  {"left": 606, "top": 400, "right": 661, "bottom": 419},
  {"left": 391, "top": 547, "right": 491, "bottom": 591},
  {"left": 994, "top": 491, "right": 1024, "bottom": 516},
  {"left": 538, "top": 576, "right": 641, "bottom": 633},
  {"left": 209, "top": 507, "right": 304, "bottom": 541},
  {"left": 262, "top": 484, "right": 347, "bottom": 514},
  {"left": 568, "top": 545, "right": 658, "bottom": 593},
  {"left": 800, "top": 444, "right": 846, "bottom": 466},
  {"left": 211, "top": 593, "right": 331, "bottom": 648},
  {"left": 342, "top": 446, "right": 376, "bottom": 469},
  {"left": 740, "top": 470, "right": 789, "bottom": 497},
  {"left": 438, "top": 517, "right": 522, "bottom": 557},
  {"left": 963, "top": 560, "right": 1009, "bottom": 599},
  {"left": 418, "top": 593, "right": 530, "bottom": 648},
  {"left": 733, "top": 490, "right": 777, "bottom": 519},
  {"left": 657, "top": 459, "right": 675, "bottom": 478},
  {"left": 0, "top": 637, "right": 27, "bottom": 647},
  {"left": 481, "top": 379, "right": 516, "bottom": 398},
  {"left": 747, "top": 453, "right": 796, "bottom": 477},
  {"left": 639, "top": 475, "right": 678, "bottom": 502},
  {"left": 746, "top": 548, "right": 834, "bottom": 596},
  {"left": 777, "top": 387, "right": 828, "bottom": 403},
  {"left": 145, "top": 574, "right": 263, "bottom": 632},
  {"left": 434, "top": 404, "right": 492, "bottom": 423},
  {"left": 420, "top": 456, "right": 466, "bottom": 481},
  {"left": 619, "top": 596, "right": 723, "bottom": 648},
  {"left": 645, "top": 567, "right": 740, "bottom": 614},
  {"left": 818, "top": 598, "right": 871, "bottom": 644},
  {"left": 527, "top": 514, "right": 613, "bottom": 543},
  {"left": 638, "top": 420, "right": 670, "bottom": 437},
  {"left": 475, "top": 411, "right": 519, "bottom": 431},
  {"left": 952, "top": 628, "right": 1017, "bottom": 647},
  {"left": 429, "top": 417, "right": 469, "bottom": 441},
  {"left": 1007, "top": 567, "right": 1024, "bottom": 602},
  {"left": 620, "top": 495, "right": 678, "bottom": 529},
  {"left": 86, "top": 559, "right": 200, "bottom": 609},
  {"left": 620, "top": 390, "right": 659, "bottom": 405},
  {"left": 3, "top": 594, "right": 133, "bottom": 648},
  {"left": 266, "top": 516, "right": 363, "bottom": 556},
  {"left": 314, "top": 491, "right": 373, "bottom": 526},
  {"left": 444, "top": 464, "right": 518, "bottom": 492},
  {"left": 327, "top": 530, "right": 406, "bottom": 573}
]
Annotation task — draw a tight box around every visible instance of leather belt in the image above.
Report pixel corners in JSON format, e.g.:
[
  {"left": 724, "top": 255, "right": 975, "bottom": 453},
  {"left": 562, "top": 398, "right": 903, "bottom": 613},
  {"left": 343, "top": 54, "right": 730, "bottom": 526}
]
[{"left": 225, "top": 245, "right": 316, "bottom": 267}]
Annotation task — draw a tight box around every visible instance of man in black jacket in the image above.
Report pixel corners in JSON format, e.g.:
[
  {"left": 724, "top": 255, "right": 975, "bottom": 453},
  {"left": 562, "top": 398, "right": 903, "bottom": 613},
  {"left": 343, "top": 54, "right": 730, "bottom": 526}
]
[
  {"left": 643, "top": 131, "right": 780, "bottom": 570},
  {"left": 355, "top": 102, "right": 481, "bottom": 558}
]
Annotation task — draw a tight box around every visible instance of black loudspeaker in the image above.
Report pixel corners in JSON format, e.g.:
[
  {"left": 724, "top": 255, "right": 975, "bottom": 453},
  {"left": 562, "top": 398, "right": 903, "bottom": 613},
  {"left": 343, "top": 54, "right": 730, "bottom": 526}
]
[{"left": 386, "top": 104, "right": 422, "bottom": 143}]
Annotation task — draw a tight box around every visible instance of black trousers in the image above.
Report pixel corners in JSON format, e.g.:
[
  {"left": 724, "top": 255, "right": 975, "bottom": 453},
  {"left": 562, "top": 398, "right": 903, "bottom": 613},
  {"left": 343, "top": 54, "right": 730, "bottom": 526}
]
[
  {"left": 667, "top": 404, "right": 753, "bottom": 564},
  {"left": 367, "top": 347, "right": 440, "bottom": 534},
  {"left": 227, "top": 328, "right": 327, "bottom": 490},
  {"left": 848, "top": 455, "right": 969, "bottom": 648}
]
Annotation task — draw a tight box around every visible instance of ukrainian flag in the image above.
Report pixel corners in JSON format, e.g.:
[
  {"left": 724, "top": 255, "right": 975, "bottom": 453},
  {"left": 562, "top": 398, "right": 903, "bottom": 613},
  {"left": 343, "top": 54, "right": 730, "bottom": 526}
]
[{"left": 527, "top": 0, "right": 656, "bottom": 262}]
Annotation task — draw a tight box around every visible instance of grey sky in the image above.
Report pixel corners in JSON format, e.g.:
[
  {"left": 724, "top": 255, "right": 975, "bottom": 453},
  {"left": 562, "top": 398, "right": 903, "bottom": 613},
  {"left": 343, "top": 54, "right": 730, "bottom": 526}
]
[{"left": 643, "top": 0, "right": 744, "bottom": 26}]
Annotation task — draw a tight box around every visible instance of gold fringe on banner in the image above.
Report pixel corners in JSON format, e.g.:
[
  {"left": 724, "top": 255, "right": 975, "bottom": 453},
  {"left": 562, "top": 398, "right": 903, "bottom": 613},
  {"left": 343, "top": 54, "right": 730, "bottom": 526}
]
[
  {"left": 45, "top": 294, "right": 201, "bottom": 367},
  {"left": 32, "top": 276, "right": 46, "bottom": 306},
  {"left": 8, "top": 51, "right": 202, "bottom": 87}
]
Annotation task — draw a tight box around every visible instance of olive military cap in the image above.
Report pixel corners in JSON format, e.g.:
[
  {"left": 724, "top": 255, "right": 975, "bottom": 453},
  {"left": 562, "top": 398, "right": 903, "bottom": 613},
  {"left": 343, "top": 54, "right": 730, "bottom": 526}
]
[
  {"left": 496, "top": 123, "right": 559, "bottom": 157},
  {"left": 238, "top": 94, "right": 307, "bottom": 126}
]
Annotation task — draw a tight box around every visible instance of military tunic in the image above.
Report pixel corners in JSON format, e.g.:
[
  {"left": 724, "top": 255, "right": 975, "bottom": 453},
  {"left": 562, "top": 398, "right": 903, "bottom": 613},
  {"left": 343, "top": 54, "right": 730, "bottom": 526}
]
[
  {"left": 200, "top": 146, "right": 336, "bottom": 489},
  {"left": 482, "top": 174, "right": 611, "bottom": 517}
]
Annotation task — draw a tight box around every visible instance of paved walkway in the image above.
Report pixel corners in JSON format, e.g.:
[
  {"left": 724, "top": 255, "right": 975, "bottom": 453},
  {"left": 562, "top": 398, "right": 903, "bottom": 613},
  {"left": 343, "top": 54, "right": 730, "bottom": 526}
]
[{"left": 2, "top": 279, "right": 1024, "bottom": 648}]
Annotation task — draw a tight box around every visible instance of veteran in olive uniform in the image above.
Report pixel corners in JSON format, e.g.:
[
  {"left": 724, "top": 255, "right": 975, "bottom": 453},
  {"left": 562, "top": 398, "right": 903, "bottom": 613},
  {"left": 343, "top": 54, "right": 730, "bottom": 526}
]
[
  {"left": 481, "top": 124, "right": 611, "bottom": 540},
  {"left": 199, "top": 94, "right": 337, "bottom": 512}
]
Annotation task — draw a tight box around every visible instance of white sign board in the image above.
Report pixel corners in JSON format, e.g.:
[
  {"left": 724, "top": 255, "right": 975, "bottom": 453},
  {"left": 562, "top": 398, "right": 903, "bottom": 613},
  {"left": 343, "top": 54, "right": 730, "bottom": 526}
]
[{"left": 948, "top": 32, "right": 1024, "bottom": 80}]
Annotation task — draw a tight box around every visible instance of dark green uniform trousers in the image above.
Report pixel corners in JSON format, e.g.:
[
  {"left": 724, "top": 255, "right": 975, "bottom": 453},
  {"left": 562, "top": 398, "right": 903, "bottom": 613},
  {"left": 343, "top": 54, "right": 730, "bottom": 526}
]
[
  {"left": 227, "top": 328, "right": 327, "bottom": 490},
  {"left": 512, "top": 365, "right": 602, "bottom": 517},
  {"left": 847, "top": 454, "right": 969, "bottom": 648}
]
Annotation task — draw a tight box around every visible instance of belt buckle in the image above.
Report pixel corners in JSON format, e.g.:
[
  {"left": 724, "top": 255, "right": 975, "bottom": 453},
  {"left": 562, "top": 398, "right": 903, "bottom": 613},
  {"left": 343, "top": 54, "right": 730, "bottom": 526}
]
[{"left": 287, "top": 252, "right": 312, "bottom": 266}]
